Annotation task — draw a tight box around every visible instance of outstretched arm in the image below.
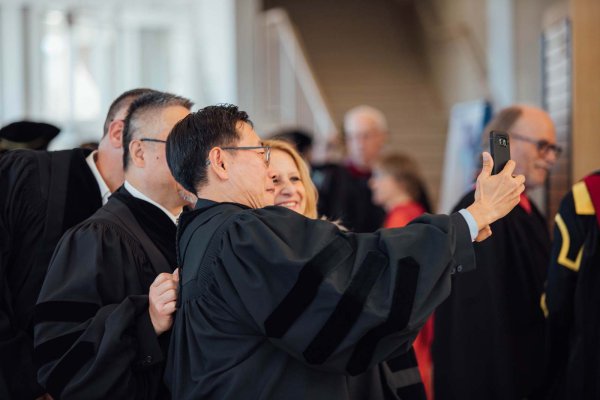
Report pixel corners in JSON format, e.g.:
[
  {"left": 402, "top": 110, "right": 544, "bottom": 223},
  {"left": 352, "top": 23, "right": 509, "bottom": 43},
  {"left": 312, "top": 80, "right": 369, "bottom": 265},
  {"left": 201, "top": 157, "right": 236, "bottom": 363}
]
[{"left": 214, "top": 207, "right": 474, "bottom": 375}]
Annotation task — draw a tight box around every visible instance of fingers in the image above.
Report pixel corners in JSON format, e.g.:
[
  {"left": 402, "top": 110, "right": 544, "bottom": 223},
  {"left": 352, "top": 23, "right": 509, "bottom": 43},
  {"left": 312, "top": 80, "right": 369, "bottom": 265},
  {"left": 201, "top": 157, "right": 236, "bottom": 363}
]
[
  {"left": 150, "top": 270, "right": 179, "bottom": 296},
  {"left": 509, "top": 175, "right": 526, "bottom": 198},
  {"left": 475, "top": 225, "right": 493, "bottom": 242},
  {"left": 513, "top": 173, "right": 526, "bottom": 186},
  {"left": 151, "top": 279, "right": 178, "bottom": 297},
  {"left": 479, "top": 152, "right": 493, "bottom": 178},
  {"left": 148, "top": 271, "right": 179, "bottom": 335},
  {"left": 149, "top": 270, "right": 179, "bottom": 310},
  {"left": 156, "top": 287, "right": 178, "bottom": 305},
  {"left": 511, "top": 184, "right": 526, "bottom": 200},
  {"left": 151, "top": 272, "right": 172, "bottom": 287},
  {"left": 161, "top": 300, "right": 177, "bottom": 315},
  {"left": 499, "top": 159, "right": 516, "bottom": 176}
]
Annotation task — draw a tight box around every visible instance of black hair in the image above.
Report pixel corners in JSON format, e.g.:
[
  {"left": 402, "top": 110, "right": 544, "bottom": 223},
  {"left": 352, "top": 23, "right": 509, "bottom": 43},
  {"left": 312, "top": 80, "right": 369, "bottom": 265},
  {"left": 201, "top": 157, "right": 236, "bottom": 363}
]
[
  {"left": 166, "top": 104, "right": 252, "bottom": 193},
  {"left": 102, "top": 88, "right": 158, "bottom": 137},
  {"left": 122, "top": 91, "right": 194, "bottom": 170}
]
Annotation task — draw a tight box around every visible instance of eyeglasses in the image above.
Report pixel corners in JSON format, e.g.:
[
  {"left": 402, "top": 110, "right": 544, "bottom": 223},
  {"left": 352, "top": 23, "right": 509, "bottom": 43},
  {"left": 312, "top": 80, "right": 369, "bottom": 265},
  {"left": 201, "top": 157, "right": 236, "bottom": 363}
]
[
  {"left": 206, "top": 145, "right": 271, "bottom": 166},
  {"left": 510, "top": 132, "right": 563, "bottom": 157},
  {"left": 140, "top": 138, "right": 167, "bottom": 144}
]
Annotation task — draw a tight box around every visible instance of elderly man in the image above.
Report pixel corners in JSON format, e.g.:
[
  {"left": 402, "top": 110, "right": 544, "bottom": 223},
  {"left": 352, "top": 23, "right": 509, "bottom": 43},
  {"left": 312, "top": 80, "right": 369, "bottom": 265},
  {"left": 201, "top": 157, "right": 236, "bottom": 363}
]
[
  {"left": 164, "top": 104, "right": 524, "bottom": 400},
  {"left": 0, "top": 88, "right": 155, "bottom": 400},
  {"left": 34, "top": 91, "right": 192, "bottom": 399},
  {"left": 433, "top": 105, "right": 560, "bottom": 400},
  {"left": 314, "top": 105, "right": 388, "bottom": 232}
]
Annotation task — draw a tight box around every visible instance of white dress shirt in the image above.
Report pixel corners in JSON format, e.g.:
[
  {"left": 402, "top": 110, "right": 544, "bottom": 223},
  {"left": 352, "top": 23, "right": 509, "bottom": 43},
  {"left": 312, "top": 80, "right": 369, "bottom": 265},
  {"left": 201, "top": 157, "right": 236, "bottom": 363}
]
[
  {"left": 124, "top": 181, "right": 179, "bottom": 225},
  {"left": 85, "top": 151, "right": 111, "bottom": 205}
]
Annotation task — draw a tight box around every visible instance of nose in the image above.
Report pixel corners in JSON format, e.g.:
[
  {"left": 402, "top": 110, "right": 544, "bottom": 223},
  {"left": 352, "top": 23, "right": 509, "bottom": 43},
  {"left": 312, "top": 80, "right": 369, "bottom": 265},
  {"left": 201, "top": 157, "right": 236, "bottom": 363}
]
[
  {"left": 279, "top": 179, "right": 294, "bottom": 196},
  {"left": 265, "top": 169, "right": 276, "bottom": 189},
  {"left": 544, "top": 149, "right": 558, "bottom": 165}
]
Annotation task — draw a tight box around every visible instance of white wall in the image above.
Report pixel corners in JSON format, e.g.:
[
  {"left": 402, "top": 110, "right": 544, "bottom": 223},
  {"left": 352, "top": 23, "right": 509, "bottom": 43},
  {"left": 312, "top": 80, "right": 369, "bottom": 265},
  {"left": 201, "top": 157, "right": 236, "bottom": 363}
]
[{"left": 0, "top": 0, "right": 251, "bottom": 148}]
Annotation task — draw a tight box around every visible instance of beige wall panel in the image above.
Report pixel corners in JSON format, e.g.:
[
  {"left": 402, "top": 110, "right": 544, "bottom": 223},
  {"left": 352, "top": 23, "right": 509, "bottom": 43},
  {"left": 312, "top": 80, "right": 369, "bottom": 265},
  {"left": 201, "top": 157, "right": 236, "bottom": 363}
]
[{"left": 571, "top": 0, "right": 600, "bottom": 181}]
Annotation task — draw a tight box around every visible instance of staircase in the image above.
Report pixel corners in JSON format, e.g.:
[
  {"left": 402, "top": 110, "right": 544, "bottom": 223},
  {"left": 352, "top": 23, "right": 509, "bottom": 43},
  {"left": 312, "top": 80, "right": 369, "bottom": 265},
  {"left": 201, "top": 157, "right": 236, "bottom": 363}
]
[{"left": 263, "top": 0, "right": 448, "bottom": 206}]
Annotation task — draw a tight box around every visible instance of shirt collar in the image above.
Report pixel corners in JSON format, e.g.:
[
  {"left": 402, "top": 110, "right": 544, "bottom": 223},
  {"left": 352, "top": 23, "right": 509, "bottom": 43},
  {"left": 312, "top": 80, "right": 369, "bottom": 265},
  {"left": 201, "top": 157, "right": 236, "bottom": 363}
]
[
  {"left": 85, "top": 150, "right": 111, "bottom": 205},
  {"left": 124, "top": 181, "right": 179, "bottom": 225}
]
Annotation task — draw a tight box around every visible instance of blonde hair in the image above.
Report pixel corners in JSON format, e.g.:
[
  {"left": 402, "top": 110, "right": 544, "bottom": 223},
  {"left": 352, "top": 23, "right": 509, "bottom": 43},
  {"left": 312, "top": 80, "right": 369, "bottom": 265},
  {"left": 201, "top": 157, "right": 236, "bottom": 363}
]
[{"left": 264, "top": 139, "right": 319, "bottom": 219}]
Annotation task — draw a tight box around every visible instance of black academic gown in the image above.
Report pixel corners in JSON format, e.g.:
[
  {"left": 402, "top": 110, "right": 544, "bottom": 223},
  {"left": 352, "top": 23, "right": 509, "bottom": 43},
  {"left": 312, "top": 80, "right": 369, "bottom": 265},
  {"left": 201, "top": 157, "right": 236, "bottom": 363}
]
[
  {"left": 165, "top": 199, "right": 475, "bottom": 400},
  {"left": 0, "top": 149, "right": 101, "bottom": 399},
  {"left": 545, "top": 172, "right": 600, "bottom": 399},
  {"left": 433, "top": 190, "right": 550, "bottom": 400},
  {"left": 312, "top": 163, "right": 385, "bottom": 233},
  {"left": 34, "top": 188, "right": 176, "bottom": 400}
]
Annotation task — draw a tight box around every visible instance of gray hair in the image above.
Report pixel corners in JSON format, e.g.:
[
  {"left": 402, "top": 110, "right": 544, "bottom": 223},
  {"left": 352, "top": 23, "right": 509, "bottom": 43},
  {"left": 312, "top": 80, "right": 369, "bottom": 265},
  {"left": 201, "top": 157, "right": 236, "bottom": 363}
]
[{"left": 343, "top": 105, "right": 388, "bottom": 133}]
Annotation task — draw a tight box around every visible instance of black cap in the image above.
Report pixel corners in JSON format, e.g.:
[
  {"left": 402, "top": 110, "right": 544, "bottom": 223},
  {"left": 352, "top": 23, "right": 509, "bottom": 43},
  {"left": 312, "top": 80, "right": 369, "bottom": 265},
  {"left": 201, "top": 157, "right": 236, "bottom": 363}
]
[{"left": 0, "top": 121, "right": 60, "bottom": 150}]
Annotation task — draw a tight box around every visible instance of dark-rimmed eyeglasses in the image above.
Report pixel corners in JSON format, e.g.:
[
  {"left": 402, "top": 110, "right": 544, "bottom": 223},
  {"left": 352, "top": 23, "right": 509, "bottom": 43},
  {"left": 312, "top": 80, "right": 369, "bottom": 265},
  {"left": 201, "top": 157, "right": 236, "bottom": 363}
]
[
  {"left": 510, "top": 132, "right": 562, "bottom": 157},
  {"left": 139, "top": 138, "right": 167, "bottom": 144},
  {"left": 206, "top": 145, "right": 271, "bottom": 166}
]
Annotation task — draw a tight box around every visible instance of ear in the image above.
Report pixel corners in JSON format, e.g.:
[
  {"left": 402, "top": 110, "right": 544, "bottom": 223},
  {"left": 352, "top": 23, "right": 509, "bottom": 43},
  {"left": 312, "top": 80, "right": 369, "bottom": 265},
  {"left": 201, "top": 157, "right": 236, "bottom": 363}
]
[
  {"left": 129, "top": 139, "right": 146, "bottom": 168},
  {"left": 108, "top": 120, "right": 125, "bottom": 149},
  {"left": 208, "top": 147, "right": 228, "bottom": 180}
]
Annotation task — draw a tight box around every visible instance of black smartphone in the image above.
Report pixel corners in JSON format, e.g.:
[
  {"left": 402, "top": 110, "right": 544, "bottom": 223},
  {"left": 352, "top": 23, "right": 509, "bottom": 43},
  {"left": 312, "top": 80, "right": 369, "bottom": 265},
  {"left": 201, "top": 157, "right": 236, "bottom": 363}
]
[{"left": 489, "top": 131, "right": 511, "bottom": 175}]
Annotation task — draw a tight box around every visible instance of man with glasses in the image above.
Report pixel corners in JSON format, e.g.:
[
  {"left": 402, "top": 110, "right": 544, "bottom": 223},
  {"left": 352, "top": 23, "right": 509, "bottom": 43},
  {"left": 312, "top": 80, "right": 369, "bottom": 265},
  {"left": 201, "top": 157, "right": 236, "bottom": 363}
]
[
  {"left": 34, "top": 91, "right": 193, "bottom": 399},
  {"left": 434, "top": 105, "right": 560, "bottom": 400},
  {"left": 163, "top": 104, "right": 526, "bottom": 400}
]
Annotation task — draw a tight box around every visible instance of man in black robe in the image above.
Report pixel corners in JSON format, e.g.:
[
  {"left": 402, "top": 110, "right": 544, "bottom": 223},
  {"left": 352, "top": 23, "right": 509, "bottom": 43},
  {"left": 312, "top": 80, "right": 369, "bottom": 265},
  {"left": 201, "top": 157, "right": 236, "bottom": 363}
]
[
  {"left": 544, "top": 171, "right": 600, "bottom": 399},
  {"left": 433, "top": 105, "right": 560, "bottom": 399},
  {"left": 0, "top": 88, "right": 156, "bottom": 400},
  {"left": 33, "top": 91, "right": 193, "bottom": 399},
  {"left": 163, "top": 104, "right": 525, "bottom": 400},
  {"left": 313, "top": 105, "right": 387, "bottom": 232}
]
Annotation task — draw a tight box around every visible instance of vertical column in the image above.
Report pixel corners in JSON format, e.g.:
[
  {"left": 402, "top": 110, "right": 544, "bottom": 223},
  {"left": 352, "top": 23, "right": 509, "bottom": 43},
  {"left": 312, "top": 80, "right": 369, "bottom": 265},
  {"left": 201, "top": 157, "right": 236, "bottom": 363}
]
[
  {"left": 571, "top": 0, "right": 600, "bottom": 180},
  {"left": 92, "top": 7, "right": 114, "bottom": 122},
  {"left": 0, "top": 4, "right": 26, "bottom": 123},
  {"left": 279, "top": 35, "right": 297, "bottom": 126},
  {"left": 486, "top": 0, "right": 515, "bottom": 108},
  {"left": 235, "top": 0, "right": 260, "bottom": 114},
  {"left": 118, "top": 20, "right": 142, "bottom": 93},
  {"left": 26, "top": 5, "right": 43, "bottom": 119},
  {"left": 194, "top": 0, "right": 236, "bottom": 104}
]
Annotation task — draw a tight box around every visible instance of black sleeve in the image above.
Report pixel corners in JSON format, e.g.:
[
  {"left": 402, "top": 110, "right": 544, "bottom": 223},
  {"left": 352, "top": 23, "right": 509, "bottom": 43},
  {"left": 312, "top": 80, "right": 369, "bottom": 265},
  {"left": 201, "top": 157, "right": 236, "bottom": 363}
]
[
  {"left": 544, "top": 191, "right": 583, "bottom": 391},
  {"left": 0, "top": 151, "right": 48, "bottom": 399},
  {"left": 214, "top": 207, "right": 474, "bottom": 375},
  {"left": 34, "top": 222, "right": 165, "bottom": 400}
]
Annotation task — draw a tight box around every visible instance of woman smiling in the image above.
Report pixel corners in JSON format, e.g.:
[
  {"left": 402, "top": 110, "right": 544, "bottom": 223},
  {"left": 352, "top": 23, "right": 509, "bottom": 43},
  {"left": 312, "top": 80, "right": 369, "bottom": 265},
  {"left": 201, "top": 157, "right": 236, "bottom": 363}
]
[{"left": 264, "top": 139, "right": 318, "bottom": 219}]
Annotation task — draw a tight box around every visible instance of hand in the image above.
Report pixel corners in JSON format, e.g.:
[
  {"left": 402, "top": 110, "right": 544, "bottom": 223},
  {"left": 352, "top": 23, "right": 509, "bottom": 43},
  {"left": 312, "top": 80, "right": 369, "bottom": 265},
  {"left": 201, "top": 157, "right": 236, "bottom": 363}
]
[
  {"left": 36, "top": 394, "right": 53, "bottom": 400},
  {"left": 148, "top": 269, "right": 179, "bottom": 335},
  {"left": 466, "top": 152, "right": 525, "bottom": 230},
  {"left": 475, "top": 225, "right": 492, "bottom": 242}
]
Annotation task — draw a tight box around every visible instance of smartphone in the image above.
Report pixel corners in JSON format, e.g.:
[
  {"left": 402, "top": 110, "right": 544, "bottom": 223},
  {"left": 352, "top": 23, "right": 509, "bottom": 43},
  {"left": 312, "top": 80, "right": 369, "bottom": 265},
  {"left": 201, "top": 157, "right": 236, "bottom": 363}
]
[{"left": 489, "top": 131, "right": 510, "bottom": 175}]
